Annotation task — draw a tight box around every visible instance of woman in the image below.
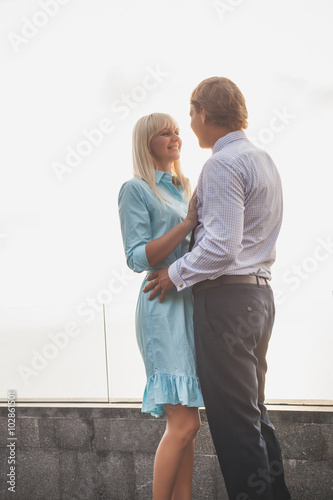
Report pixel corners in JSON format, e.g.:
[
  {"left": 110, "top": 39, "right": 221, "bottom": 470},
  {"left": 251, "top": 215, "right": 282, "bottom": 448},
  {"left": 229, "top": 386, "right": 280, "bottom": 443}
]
[{"left": 118, "top": 112, "right": 204, "bottom": 500}]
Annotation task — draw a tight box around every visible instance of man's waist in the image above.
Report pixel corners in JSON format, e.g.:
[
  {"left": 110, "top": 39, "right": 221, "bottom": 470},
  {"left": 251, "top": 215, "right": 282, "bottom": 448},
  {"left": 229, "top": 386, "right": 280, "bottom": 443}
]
[{"left": 192, "top": 274, "right": 270, "bottom": 294}]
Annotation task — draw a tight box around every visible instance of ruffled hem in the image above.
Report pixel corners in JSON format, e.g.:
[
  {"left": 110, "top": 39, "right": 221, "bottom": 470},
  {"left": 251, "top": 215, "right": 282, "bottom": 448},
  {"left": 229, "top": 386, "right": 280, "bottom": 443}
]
[{"left": 142, "top": 372, "right": 204, "bottom": 418}]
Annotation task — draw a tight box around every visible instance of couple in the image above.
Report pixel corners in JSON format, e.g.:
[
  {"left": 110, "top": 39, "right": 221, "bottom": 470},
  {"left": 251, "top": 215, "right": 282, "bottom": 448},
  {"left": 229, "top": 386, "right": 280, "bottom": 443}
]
[{"left": 118, "top": 77, "right": 291, "bottom": 500}]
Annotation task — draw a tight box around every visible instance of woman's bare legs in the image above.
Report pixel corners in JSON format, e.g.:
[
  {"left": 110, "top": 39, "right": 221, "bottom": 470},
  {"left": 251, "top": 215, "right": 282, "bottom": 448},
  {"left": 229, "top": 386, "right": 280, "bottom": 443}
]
[
  {"left": 171, "top": 438, "right": 196, "bottom": 500},
  {"left": 152, "top": 404, "right": 201, "bottom": 500}
]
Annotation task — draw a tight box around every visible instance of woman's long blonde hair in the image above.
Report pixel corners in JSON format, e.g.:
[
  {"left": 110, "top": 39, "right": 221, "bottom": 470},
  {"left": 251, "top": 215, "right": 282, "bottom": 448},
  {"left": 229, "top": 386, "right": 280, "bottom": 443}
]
[{"left": 132, "top": 113, "right": 191, "bottom": 205}]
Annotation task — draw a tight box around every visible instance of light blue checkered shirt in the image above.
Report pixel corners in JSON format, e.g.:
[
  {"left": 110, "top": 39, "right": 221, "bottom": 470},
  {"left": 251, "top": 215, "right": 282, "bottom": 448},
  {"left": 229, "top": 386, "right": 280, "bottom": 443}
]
[{"left": 168, "top": 130, "right": 283, "bottom": 291}]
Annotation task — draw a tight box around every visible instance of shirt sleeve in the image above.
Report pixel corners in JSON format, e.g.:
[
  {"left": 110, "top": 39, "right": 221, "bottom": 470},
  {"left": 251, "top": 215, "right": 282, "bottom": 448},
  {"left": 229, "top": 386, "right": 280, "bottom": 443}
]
[
  {"left": 168, "top": 157, "right": 245, "bottom": 290},
  {"left": 118, "top": 181, "right": 152, "bottom": 273}
]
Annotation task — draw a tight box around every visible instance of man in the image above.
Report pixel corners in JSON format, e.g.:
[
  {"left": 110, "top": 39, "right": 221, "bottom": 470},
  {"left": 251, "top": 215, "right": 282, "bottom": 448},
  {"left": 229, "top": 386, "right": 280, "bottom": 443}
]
[{"left": 143, "top": 77, "right": 291, "bottom": 500}]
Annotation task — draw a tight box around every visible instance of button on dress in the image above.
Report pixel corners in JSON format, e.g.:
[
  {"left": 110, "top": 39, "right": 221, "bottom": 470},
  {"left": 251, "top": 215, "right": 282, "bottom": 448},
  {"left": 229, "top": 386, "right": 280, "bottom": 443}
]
[{"left": 118, "top": 170, "right": 204, "bottom": 417}]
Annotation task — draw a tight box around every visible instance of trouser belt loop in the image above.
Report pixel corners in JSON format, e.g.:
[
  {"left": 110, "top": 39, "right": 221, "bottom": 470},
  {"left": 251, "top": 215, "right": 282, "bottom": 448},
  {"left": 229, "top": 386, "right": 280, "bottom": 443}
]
[{"left": 256, "top": 275, "right": 260, "bottom": 287}]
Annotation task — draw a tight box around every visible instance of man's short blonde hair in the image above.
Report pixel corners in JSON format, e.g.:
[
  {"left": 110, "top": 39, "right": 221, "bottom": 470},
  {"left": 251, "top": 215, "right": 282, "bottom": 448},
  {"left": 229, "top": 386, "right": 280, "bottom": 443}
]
[{"left": 190, "top": 77, "right": 248, "bottom": 131}]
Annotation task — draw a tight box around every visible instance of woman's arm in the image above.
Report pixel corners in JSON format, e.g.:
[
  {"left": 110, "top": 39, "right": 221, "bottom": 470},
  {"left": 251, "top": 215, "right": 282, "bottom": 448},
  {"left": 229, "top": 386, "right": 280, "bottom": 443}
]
[
  {"left": 118, "top": 181, "right": 153, "bottom": 273},
  {"left": 145, "top": 188, "right": 197, "bottom": 267}
]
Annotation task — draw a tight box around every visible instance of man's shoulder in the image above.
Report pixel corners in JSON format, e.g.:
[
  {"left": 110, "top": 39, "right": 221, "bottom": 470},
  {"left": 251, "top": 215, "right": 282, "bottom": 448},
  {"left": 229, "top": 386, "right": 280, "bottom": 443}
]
[
  {"left": 199, "top": 138, "right": 279, "bottom": 191},
  {"left": 203, "top": 142, "right": 248, "bottom": 173},
  {"left": 211, "top": 137, "right": 275, "bottom": 168}
]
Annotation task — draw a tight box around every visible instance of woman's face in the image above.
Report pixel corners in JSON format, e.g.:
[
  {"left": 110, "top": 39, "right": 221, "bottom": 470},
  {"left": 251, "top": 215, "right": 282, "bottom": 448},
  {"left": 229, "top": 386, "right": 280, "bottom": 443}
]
[{"left": 149, "top": 125, "right": 182, "bottom": 169}]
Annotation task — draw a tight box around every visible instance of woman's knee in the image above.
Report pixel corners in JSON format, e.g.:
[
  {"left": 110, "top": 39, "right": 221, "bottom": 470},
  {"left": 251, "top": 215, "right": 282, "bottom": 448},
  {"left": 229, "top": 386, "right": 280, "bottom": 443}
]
[
  {"left": 165, "top": 406, "right": 201, "bottom": 443},
  {"left": 174, "top": 421, "right": 199, "bottom": 445},
  {"left": 189, "top": 409, "right": 201, "bottom": 434},
  {"left": 186, "top": 417, "right": 201, "bottom": 441}
]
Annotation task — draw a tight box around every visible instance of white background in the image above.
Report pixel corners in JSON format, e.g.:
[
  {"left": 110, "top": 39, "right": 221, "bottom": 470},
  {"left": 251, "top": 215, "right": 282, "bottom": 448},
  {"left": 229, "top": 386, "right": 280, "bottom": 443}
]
[{"left": 1, "top": 0, "right": 332, "bottom": 401}]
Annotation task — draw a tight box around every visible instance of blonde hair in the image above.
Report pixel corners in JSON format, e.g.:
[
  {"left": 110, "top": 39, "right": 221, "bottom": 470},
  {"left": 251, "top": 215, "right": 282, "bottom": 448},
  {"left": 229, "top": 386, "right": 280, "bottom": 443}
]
[
  {"left": 190, "top": 77, "right": 248, "bottom": 131},
  {"left": 132, "top": 113, "right": 191, "bottom": 205}
]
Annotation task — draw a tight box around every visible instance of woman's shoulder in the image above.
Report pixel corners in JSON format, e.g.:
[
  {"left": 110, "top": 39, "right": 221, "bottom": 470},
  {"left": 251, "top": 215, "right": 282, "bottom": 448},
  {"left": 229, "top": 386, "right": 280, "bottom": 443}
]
[
  {"left": 119, "top": 177, "right": 149, "bottom": 192},
  {"left": 118, "top": 177, "right": 150, "bottom": 203}
]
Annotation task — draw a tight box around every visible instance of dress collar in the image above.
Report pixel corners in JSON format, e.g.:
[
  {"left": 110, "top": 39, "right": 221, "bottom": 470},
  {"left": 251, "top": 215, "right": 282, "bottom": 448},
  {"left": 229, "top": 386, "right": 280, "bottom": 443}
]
[
  {"left": 155, "top": 169, "right": 172, "bottom": 185},
  {"left": 212, "top": 130, "right": 247, "bottom": 154}
]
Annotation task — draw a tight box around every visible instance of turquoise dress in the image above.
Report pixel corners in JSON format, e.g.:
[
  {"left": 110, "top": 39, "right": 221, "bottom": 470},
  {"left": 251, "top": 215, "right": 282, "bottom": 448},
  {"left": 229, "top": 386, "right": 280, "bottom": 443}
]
[{"left": 118, "top": 170, "right": 204, "bottom": 417}]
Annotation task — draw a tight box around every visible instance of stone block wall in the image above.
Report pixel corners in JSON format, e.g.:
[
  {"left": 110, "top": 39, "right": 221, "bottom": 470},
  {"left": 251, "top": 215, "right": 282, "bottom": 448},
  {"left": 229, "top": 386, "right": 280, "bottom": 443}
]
[{"left": 0, "top": 405, "right": 332, "bottom": 499}]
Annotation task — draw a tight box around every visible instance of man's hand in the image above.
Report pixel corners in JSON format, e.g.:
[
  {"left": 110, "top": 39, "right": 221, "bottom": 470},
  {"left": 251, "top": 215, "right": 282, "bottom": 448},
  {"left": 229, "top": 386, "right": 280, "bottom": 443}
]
[{"left": 142, "top": 267, "right": 175, "bottom": 302}]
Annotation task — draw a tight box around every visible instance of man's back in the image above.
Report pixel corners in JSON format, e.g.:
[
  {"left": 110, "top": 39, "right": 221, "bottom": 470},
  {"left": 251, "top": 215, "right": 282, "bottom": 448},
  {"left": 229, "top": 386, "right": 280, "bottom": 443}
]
[
  {"left": 172, "top": 130, "right": 283, "bottom": 288},
  {"left": 201, "top": 132, "right": 283, "bottom": 277}
]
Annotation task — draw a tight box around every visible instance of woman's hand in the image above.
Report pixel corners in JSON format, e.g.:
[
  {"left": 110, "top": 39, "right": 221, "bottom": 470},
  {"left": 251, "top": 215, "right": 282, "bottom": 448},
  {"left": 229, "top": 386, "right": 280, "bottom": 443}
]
[{"left": 184, "top": 187, "right": 198, "bottom": 230}]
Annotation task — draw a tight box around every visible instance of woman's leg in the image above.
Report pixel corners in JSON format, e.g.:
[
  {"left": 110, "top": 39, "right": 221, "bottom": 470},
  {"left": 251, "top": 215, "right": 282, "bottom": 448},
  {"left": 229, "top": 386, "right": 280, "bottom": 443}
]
[
  {"left": 171, "top": 438, "right": 195, "bottom": 500},
  {"left": 152, "top": 405, "right": 201, "bottom": 500}
]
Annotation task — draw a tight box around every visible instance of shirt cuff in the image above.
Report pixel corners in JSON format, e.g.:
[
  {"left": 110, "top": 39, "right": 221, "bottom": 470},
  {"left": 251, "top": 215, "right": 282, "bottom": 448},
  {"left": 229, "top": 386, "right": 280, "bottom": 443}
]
[
  {"left": 168, "top": 261, "right": 188, "bottom": 291},
  {"left": 132, "top": 244, "right": 150, "bottom": 272}
]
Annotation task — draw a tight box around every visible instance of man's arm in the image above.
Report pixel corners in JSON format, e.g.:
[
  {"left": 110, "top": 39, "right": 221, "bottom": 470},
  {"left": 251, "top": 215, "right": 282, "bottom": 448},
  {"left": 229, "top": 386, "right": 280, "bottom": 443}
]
[
  {"left": 168, "top": 157, "right": 245, "bottom": 290},
  {"left": 144, "top": 157, "right": 245, "bottom": 301}
]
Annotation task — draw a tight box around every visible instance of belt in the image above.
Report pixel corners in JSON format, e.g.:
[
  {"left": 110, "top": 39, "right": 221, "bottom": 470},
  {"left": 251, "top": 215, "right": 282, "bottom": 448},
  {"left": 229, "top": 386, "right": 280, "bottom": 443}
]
[{"left": 192, "top": 275, "right": 269, "bottom": 294}]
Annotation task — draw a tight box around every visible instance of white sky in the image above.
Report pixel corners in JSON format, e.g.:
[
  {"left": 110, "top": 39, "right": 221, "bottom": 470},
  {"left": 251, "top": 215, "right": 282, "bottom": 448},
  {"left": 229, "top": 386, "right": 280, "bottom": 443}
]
[{"left": 1, "top": 0, "right": 332, "bottom": 401}]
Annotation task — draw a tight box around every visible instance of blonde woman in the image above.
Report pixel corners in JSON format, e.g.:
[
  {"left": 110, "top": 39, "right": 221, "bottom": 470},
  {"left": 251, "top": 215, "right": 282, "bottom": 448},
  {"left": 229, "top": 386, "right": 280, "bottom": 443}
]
[{"left": 118, "top": 113, "right": 204, "bottom": 499}]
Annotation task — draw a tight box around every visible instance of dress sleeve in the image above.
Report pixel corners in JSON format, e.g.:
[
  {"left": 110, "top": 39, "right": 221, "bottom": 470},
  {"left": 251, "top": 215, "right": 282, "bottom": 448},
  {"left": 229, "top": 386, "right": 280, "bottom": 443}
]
[{"left": 118, "top": 181, "right": 152, "bottom": 273}]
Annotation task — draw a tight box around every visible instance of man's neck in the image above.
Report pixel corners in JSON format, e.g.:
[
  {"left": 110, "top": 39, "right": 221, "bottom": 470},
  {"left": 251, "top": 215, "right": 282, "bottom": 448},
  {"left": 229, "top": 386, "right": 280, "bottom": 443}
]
[{"left": 207, "top": 126, "right": 234, "bottom": 149}]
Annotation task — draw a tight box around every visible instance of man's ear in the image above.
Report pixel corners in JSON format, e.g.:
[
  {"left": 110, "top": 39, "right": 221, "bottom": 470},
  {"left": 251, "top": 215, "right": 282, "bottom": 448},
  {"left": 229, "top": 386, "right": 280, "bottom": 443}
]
[{"left": 200, "top": 107, "right": 207, "bottom": 124}]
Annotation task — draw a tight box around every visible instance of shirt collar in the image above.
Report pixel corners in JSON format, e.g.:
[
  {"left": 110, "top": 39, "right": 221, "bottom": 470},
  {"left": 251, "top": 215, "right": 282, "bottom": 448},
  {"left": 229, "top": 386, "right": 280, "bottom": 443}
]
[
  {"left": 155, "top": 169, "right": 172, "bottom": 184},
  {"left": 212, "top": 130, "right": 247, "bottom": 154}
]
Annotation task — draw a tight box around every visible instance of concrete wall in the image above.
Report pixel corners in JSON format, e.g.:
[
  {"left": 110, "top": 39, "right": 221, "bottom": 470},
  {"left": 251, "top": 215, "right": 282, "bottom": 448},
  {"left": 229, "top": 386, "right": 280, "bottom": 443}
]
[{"left": 0, "top": 405, "right": 332, "bottom": 499}]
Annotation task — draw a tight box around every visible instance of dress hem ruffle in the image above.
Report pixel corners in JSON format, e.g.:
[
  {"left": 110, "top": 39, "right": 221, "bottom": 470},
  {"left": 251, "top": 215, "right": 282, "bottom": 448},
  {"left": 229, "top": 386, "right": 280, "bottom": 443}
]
[{"left": 141, "top": 372, "right": 204, "bottom": 418}]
